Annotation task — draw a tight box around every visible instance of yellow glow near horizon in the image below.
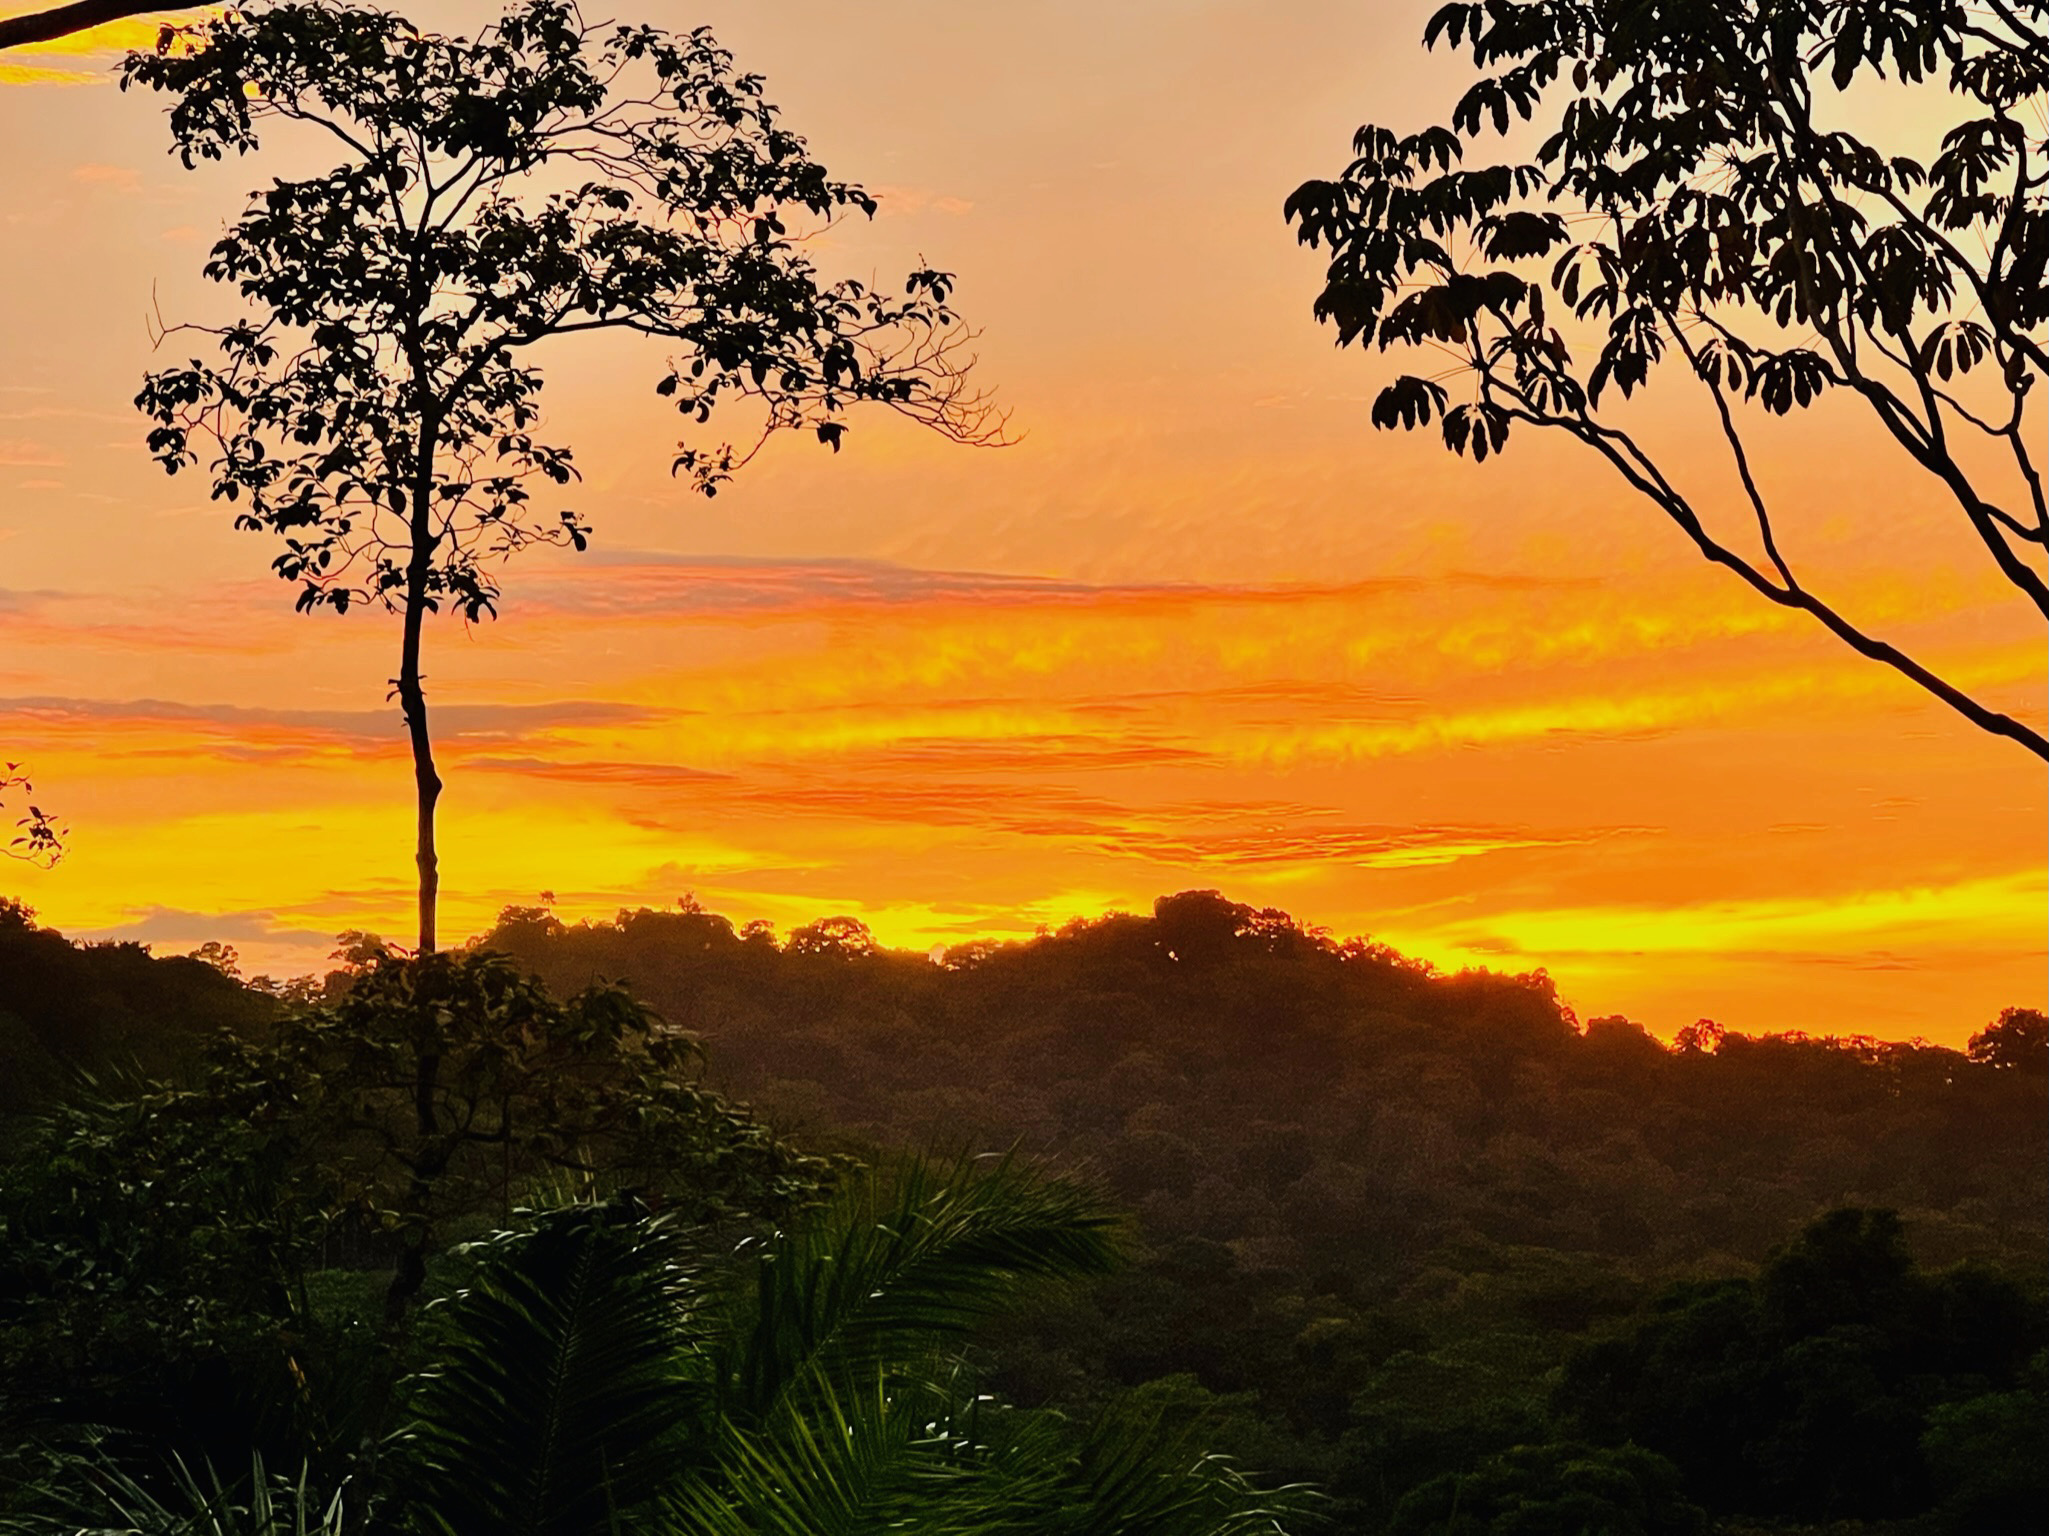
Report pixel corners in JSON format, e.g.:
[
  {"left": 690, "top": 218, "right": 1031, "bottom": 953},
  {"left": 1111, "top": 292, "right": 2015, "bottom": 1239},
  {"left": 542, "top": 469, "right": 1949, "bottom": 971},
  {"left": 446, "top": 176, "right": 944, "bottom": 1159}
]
[{"left": 0, "top": 0, "right": 2040, "bottom": 1045}]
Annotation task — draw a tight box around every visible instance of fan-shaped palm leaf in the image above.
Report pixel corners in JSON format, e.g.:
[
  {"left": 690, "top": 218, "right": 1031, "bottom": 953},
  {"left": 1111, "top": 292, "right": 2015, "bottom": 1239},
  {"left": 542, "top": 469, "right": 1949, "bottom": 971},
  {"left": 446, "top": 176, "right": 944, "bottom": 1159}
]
[
  {"left": 675, "top": 1371, "right": 1308, "bottom": 1536},
  {"left": 393, "top": 1201, "right": 705, "bottom": 1536},
  {"left": 674, "top": 1369, "right": 1013, "bottom": 1536},
  {"left": 716, "top": 1156, "right": 1120, "bottom": 1425}
]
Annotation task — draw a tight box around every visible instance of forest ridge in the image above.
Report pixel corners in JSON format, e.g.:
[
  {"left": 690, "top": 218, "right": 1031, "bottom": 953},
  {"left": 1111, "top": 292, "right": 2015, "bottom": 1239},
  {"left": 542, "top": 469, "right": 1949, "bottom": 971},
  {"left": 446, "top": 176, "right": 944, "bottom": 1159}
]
[
  {"left": 0, "top": 0, "right": 2044, "bottom": 1532},
  {"left": 2, "top": 886, "right": 2044, "bottom": 1533}
]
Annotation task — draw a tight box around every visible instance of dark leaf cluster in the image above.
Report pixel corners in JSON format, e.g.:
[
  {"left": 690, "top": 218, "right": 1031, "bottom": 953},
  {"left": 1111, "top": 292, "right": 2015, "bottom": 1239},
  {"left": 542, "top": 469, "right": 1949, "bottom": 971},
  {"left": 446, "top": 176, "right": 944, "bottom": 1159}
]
[
  {"left": 0, "top": 766, "right": 61, "bottom": 869},
  {"left": 125, "top": 0, "right": 1002, "bottom": 623},
  {"left": 1287, "top": 0, "right": 2049, "bottom": 756}
]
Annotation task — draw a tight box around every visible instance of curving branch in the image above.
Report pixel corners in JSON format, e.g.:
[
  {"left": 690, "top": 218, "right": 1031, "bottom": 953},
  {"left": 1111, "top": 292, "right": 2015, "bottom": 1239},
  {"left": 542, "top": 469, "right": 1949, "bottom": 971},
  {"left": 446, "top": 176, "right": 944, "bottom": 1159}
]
[
  {"left": 1289, "top": 0, "right": 2049, "bottom": 760},
  {"left": 0, "top": 0, "right": 178, "bottom": 51}
]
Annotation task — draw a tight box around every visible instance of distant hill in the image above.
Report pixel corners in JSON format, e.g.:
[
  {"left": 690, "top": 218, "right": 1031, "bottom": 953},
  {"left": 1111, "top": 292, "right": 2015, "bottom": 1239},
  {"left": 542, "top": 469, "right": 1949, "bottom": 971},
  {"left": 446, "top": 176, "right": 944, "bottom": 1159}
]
[
  {"left": 0, "top": 898, "right": 275, "bottom": 1113},
  {"left": 2, "top": 885, "right": 2041, "bottom": 1530},
  {"left": 480, "top": 890, "right": 2047, "bottom": 1278},
  {"left": 474, "top": 891, "right": 2048, "bottom": 1528}
]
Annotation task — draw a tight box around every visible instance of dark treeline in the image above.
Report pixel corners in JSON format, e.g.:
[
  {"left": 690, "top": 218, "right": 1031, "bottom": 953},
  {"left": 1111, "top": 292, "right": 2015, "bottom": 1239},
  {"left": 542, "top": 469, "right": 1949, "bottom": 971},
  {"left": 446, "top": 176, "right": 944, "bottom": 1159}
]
[
  {"left": 0, "top": 903, "right": 275, "bottom": 1112},
  {"left": 482, "top": 890, "right": 2047, "bottom": 1533},
  {"left": 1, "top": 889, "right": 2044, "bottom": 1533},
  {"left": 482, "top": 891, "right": 2043, "bottom": 1270}
]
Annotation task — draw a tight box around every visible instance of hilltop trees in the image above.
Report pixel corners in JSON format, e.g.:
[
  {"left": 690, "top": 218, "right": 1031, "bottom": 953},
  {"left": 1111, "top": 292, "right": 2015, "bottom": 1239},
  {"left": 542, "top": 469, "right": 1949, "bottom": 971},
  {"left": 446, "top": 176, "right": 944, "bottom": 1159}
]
[
  {"left": 1968, "top": 1005, "right": 2048, "bottom": 1072},
  {"left": 1288, "top": 0, "right": 2048, "bottom": 757},
  {"left": 127, "top": 0, "right": 1002, "bottom": 952}
]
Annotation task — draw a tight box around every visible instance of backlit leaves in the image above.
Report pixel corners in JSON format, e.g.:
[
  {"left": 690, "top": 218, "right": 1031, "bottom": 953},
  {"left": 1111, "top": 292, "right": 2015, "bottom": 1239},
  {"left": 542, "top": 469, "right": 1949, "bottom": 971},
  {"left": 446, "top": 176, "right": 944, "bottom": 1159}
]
[
  {"left": 1, "top": 762, "right": 62, "bottom": 867},
  {"left": 1371, "top": 375, "right": 1450, "bottom": 431},
  {"left": 1286, "top": 0, "right": 2047, "bottom": 459},
  {"left": 1288, "top": 0, "right": 2049, "bottom": 756},
  {"left": 126, "top": 0, "right": 994, "bottom": 621}
]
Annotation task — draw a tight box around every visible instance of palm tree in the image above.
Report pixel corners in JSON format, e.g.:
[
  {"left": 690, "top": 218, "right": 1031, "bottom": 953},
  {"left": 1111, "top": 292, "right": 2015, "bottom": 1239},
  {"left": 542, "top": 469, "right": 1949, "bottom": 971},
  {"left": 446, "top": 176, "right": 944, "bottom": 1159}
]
[{"left": 15, "top": 1160, "right": 1305, "bottom": 1536}]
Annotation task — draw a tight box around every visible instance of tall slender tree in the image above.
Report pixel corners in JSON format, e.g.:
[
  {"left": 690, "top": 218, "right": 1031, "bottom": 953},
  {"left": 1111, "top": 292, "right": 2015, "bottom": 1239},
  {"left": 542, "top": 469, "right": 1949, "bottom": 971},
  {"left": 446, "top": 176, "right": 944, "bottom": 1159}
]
[{"left": 129, "top": 0, "right": 1001, "bottom": 951}]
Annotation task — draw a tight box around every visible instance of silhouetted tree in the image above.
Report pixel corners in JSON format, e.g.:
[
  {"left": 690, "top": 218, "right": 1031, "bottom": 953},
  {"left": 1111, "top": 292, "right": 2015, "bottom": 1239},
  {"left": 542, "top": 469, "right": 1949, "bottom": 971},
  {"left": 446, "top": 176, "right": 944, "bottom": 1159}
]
[
  {"left": 1289, "top": 0, "right": 2047, "bottom": 757},
  {"left": 783, "top": 914, "right": 880, "bottom": 960},
  {"left": 1968, "top": 1005, "right": 2048, "bottom": 1074},
  {"left": 128, "top": 0, "right": 1003, "bottom": 951}
]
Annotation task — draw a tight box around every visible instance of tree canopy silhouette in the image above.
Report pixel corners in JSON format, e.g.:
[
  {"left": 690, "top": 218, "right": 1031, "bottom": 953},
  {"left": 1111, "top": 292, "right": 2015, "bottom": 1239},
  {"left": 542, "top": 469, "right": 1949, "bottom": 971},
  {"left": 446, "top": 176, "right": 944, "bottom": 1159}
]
[
  {"left": 1288, "top": 0, "right": 2048, "bottom": 757},
  {"left": 126, "top": 0, "right": 1003, "bottom": 952}
]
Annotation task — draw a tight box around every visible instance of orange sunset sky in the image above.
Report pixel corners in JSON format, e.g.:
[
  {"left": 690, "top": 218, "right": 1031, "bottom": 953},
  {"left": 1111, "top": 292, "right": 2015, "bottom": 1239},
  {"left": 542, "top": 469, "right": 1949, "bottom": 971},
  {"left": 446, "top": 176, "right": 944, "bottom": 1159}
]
[{"left": 1, "top": 1, "right": 2042, "bottom": 1045}]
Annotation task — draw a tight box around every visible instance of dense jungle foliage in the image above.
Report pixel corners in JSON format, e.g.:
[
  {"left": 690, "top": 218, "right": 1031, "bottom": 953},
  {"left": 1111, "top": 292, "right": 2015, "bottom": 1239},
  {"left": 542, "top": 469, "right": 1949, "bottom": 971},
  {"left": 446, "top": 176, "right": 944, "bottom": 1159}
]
[{"left": 0, "top": 890, "right": 2043, "bottom": 1534}]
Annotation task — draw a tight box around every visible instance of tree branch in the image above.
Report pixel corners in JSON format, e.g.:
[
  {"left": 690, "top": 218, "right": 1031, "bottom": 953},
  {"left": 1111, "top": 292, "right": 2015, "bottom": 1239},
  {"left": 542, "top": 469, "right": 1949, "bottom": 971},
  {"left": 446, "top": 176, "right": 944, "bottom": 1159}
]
[
  {"left": 0, "top": 0, "right": 174, "bottom": 51},
  {"left": 1560, "top": 408, "right": 2046, "bottom": 760}
]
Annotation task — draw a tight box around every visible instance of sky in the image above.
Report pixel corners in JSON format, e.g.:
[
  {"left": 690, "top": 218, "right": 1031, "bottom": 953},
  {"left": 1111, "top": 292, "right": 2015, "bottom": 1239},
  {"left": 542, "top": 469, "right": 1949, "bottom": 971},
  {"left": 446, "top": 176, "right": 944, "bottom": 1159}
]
[{"left": 0, "top": 1, "right": 2042, "bottom": 1045}]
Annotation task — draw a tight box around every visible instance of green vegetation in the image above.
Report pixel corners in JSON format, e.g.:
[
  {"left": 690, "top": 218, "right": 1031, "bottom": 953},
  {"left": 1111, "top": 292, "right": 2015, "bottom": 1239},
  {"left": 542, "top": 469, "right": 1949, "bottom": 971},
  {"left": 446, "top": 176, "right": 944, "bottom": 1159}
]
[
  {"left": 1, "top": 2, "right": 2042, "bottom": 1531},
  {"left": 2, "top": 890, "right": 2039, "bottom": 1533},
  {"left": 6, "top": 1165, "right": 1300, "bottom": 1536}
]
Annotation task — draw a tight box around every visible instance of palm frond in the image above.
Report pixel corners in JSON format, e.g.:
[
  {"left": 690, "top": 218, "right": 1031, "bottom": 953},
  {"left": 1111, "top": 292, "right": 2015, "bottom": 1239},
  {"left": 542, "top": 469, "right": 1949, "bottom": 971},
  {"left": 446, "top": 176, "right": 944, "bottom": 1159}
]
[
  {"left": 966, "top": 1398, "right": 1315, "bottom": 1536},
  {"left": 391, "top": 1200, "right": 705, "bottom": 1536},
  {"left": 675, "top": 1370, "right": 1011, "bottom": 1536},
  {"left": 679, "top": 1375, "right": 1310, "bottom": 1536},
  {"left": 718, "top": 1156, "right": 1121, "bottom": 1423},
  {"left": 0, "top": 1451, "right": 347, "bottom": 1536}
]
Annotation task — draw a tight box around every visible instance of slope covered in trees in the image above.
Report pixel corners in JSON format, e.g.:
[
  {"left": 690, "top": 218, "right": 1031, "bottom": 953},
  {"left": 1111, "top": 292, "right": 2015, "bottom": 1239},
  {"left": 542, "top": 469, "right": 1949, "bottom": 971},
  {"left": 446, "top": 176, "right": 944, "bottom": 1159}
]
[
  {"left": 0, "top": 898, "right": 275, "bottom": 1113},
  {"left": 477, "top": 890, "right": 2047, "bottom": 1532},
  {"left": 0, "top": 889, "right": 2041, "bottom": 1532},
  {"left": 483, "top": 891, "right": 2043, "bottom": 1275}
]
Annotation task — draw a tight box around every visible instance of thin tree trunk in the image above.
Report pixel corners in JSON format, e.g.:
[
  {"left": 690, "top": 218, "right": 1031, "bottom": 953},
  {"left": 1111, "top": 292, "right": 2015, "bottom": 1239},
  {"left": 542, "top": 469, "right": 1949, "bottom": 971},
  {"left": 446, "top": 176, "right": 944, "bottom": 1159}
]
[
  {"left": 398, "top": 575, "right": 441, "bottom": 954},
  {"left": 398, "top": 420, "right": 443, "bottom": 954},
  {"left": 385, "top": 545, "right": 443, "bottom": 1313}
]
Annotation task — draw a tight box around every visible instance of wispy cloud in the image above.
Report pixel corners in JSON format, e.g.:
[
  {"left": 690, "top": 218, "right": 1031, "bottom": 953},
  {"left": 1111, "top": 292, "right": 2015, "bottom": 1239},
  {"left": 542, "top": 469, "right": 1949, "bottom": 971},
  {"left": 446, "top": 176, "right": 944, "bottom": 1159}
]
[
  {"left": 1439, "top": 870, "right": 2049, "bottom": 964},
  {"left": 515, "top": 552, "right": 1595, "bottom": 622},
  {"left": 0, "top": 587, "right": 60, "bottom": 615},
  {"left": 74, "top": 904, "right": 334, "bottom": 949},
  {"left": 0, "top": 61, "right": 99, "bottom": 85},
  {"left": 465, "top": 754, "right": 730, "bottom": 785},
  {"left": 0, "top": 694, "right": 656, "bottom": 746},
  {"left": 1097, "top": 820, "right": 1653, "bottom": 870},
  {"left": 0, "top": 439, "right": 64, "bottom": 467}
]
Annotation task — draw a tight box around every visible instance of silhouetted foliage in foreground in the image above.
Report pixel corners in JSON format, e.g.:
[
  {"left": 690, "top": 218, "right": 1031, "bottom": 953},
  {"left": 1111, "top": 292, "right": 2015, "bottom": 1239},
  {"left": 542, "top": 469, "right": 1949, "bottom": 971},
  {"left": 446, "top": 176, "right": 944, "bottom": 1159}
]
[
  {"left": 0, "top": 944, "right": 821, "bottom": 1473},
  {"left": 6, "top": 1167, "right": 1303, "bottom": 1536}
]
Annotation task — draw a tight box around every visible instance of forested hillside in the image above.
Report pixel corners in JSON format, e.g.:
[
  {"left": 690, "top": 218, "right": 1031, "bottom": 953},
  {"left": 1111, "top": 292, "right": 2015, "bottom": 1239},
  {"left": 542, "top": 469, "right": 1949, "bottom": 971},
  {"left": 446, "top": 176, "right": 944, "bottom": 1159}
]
[
  {"left": 0, "top": 899, "right": 276, "bottom": 1113},
  {"left": 484, "top": 891, "right": 2044, "bottom": 1271},
  {"left": 2, "top": 890, "right": 2042, "bottom": 1532},
  {"left": 478, "top": 890, "right": 2048, "bottom": 1532}
]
